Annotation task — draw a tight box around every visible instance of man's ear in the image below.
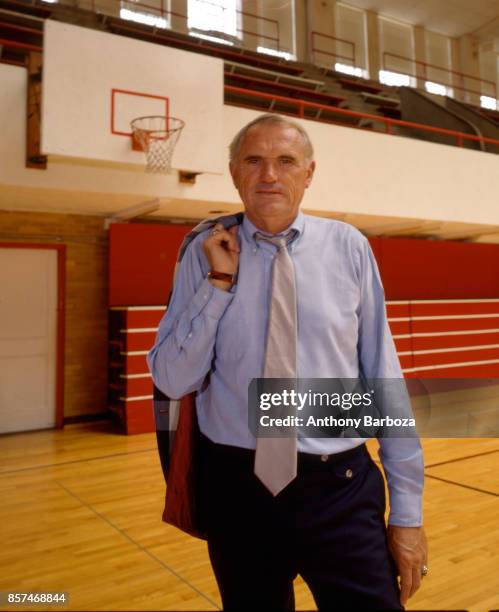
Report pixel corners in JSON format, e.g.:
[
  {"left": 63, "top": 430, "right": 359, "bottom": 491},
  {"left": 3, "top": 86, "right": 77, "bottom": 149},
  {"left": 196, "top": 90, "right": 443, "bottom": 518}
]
[{"left": 305, "top": 160, "right": 316, "bottom": 188}]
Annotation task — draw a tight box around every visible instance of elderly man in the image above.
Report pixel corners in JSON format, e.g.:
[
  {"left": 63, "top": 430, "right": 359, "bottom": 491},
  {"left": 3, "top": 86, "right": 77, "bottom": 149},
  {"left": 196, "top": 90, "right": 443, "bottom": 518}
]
[{"left": 148, "top": 114, "right": 427, "bottom": 611}]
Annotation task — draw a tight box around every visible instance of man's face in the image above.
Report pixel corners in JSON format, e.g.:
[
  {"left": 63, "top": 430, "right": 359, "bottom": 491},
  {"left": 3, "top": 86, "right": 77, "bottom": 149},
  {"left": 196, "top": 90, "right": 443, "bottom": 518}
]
[{"left": 229, "top": 123, "right": 315, "bottom": 231}]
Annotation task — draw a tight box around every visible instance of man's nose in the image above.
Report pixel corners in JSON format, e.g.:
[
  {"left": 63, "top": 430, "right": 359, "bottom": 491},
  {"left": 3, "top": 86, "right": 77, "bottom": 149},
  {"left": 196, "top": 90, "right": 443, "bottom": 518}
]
[{"left": 260, "top": 161, "right": 278, "bottom": 182}]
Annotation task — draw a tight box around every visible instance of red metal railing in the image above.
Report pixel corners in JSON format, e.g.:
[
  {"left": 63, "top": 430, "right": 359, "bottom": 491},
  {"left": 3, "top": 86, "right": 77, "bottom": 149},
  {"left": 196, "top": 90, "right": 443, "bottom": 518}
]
[
  {"left": 0, "top": 21, "right": 43, "bottom": 36},
  {"left": 0, "top": 38, "right": 42, "bottom": 52},
  {"left": 0, "top": 20, "right": 42, "bottom": 62},
  {"left": 310, "top": 31, "right": 356, "bottom": 67},
  {"left": 0, "top": 0, "right": 51, "bottom": 17},
  {"left": 86, "top": 0, "right": 281, "bottom": 51},
  {"left": 383, "top": 52, "right": 497, "bottom": 100},
  {"left": 224, "top": 85, "right": 499, "bottom": 149}
]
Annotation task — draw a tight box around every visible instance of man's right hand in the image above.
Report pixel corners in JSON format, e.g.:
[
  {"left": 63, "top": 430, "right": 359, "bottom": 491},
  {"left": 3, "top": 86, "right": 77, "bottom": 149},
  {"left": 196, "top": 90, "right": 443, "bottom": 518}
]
[{"left": 202, "top": 223, "right": 240, "bottom": 291}]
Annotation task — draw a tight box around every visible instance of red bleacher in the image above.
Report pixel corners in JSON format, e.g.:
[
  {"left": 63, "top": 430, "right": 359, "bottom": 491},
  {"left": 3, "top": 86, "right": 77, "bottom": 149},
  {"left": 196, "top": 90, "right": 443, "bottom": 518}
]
[
  {"left": 386, "top": 299, "right": 499, "bottom": 378},
  {"left": 109, "top": 299, "right": 499, "bottom": 434}
]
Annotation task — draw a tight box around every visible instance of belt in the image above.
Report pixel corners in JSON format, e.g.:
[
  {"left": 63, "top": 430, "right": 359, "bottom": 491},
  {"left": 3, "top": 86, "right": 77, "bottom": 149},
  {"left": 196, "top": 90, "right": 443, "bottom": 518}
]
[
  {"left": 297, "top": 442, "right": 367, "bottom": 469},
  {"left": 199, "top": 433, "right": 368, "bottom": 471}
]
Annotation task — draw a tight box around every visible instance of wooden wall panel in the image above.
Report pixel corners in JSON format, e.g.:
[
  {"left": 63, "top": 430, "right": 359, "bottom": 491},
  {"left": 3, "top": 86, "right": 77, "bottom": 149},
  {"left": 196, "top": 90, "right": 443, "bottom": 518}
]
[{"left": 0, "top": 210, "right": 108, "bottom": 420}]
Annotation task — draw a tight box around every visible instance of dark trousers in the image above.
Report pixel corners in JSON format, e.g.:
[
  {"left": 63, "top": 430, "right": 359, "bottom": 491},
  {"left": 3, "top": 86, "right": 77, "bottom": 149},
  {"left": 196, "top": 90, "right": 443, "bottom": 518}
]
[{"left": 199, "top": 434, "right": 403, "bottom": 611}]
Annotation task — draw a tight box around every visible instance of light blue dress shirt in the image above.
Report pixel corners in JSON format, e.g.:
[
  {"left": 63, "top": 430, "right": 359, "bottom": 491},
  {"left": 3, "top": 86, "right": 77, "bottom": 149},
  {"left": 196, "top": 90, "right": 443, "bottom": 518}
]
[{"left": 148, "top": 212, "right": 424, "bottom": 526}]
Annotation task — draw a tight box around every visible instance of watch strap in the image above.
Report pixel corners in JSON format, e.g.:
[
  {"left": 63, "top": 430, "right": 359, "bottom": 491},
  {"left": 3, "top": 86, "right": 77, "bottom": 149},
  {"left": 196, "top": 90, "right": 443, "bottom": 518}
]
[{"left": 208, "top": 270, "right": 235, "bottom": 284}]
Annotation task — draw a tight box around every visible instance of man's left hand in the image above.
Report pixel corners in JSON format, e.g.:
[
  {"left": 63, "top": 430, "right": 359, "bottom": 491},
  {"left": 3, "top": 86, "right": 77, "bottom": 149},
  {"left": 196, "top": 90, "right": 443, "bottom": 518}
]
[{"left": 387, "top": 525, "right": 428, "bottom": 606}]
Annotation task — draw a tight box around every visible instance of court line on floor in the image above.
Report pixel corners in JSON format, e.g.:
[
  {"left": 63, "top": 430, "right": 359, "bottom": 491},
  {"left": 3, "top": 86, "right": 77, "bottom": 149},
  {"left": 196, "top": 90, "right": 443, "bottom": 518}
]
[
  {"left": 3, "top": 445, "right": 498, "bottom": 475},
  {"left": 425, "top": 448, "right": 499, "bottom": 468},
  {"left": 56, "top": 480, "right": 221, "bottom": 611},
  {"left": 424, "top": 473, "right": 498, "bottom": 497},
  {"left": 0, "top": 447, "right": 158, "bottom": 475}
]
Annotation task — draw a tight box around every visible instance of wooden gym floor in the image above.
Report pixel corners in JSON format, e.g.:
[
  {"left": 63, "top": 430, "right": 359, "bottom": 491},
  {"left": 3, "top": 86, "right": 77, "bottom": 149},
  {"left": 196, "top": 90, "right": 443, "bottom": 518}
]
[{"left": 0, "top": 422, "right": 498, "bottom": 611}]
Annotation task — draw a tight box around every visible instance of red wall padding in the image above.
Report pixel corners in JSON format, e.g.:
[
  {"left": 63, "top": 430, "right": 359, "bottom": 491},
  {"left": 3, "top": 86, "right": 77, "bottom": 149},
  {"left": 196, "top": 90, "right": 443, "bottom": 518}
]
[
  {"left": 109, "top": 223, "right": 499, "bottom": 306},
  {"left": 108, "top": 225, "right": 499, "bottom": 433},
  {"left": 109, "top": 222, "right": 193, "bottom": 306},
  {"left": 378, "top": 238, "right": 499, "bottom": 299}
]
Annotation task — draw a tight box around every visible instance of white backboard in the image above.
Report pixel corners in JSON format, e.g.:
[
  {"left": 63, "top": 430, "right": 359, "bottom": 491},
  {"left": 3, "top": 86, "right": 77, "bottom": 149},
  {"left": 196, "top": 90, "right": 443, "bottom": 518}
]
[{"left": 42, "top": 20, "right": 225, "bottom": 174}]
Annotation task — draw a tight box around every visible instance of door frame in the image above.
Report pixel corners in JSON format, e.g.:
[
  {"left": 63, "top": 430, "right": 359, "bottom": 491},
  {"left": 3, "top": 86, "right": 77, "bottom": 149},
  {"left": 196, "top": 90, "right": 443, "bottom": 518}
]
[{"left": 0, "top": 243, "right": 66, "bottom": 428}]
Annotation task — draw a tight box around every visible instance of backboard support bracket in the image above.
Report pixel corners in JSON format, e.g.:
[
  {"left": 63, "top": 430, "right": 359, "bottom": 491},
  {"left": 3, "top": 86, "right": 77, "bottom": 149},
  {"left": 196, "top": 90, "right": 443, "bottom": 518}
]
[
  {"left": 26, "top": 51, "right": 47, "bottom": 170},
  {"left": 104, "top": 199, "right": 160, "bottom": 230}
]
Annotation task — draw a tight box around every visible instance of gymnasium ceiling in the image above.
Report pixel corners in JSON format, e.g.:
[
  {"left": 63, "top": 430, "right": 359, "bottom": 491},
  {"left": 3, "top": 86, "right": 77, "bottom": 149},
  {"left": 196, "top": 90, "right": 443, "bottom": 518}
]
[{"left": 344, "top": 0, "right": 499, "bottom": 40}]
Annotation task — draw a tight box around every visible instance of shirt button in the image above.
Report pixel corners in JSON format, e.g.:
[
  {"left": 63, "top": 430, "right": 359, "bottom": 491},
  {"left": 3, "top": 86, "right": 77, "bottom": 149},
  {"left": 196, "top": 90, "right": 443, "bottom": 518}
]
[
  {"left": 203, "top": 294, "right": 208, "bottom": 299},
  {"left": 345, "top": 468, "right": 353, "bottom": 478},
  {"left": 320, "top": 454, "right": 329, "bottom": 462},
  {"left": 253, "top": 248, "right": 257, "bottom": 253},
  {"left": 187, "top": 333, "right": 192, "bottom": 338}
]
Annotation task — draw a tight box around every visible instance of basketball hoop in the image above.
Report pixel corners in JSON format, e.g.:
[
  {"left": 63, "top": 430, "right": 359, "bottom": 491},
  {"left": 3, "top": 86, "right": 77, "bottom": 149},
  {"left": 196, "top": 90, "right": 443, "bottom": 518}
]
[{"left": 131, "top": 115, "right": 185, "bottom": 174}]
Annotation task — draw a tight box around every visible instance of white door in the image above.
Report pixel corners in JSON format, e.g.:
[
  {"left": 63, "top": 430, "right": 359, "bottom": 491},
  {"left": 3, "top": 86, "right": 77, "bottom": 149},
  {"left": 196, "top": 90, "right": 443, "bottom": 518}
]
[{"left": 0, "top": 248, "right": 58, "bottom": 433}]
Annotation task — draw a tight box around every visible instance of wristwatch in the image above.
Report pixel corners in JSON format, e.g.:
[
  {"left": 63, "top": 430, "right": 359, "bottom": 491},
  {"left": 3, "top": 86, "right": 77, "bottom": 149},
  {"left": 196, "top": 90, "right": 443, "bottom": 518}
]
[{"left": 207, "top": 270, "right": 236, "bottom": 285}]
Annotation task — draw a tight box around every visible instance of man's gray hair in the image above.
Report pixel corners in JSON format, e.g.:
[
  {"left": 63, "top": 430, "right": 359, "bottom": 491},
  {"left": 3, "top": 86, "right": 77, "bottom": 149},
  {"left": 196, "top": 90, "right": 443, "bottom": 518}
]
[{"left": 229, "top": 113, "right": 314, "bottom": 163}]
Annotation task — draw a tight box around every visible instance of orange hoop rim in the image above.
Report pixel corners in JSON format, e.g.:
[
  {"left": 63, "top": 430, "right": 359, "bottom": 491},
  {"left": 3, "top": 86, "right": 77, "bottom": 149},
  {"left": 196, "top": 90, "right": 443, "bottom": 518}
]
[{"left": 131, "top": 115, "right": 185, "bottom": 141}]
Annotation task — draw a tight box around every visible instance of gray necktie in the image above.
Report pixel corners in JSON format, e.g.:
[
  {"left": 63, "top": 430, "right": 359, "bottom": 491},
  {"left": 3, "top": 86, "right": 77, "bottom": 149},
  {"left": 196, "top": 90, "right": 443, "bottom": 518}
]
[{"left": 254, "top": 231, "right": 298, "bottom": 496}]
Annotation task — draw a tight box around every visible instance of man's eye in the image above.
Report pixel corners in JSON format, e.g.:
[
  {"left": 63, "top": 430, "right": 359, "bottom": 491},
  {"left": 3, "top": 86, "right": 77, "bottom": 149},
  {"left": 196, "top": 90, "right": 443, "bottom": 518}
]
[
  {"left": 280, "top": 158, "right": 294, "bottom": 165},
  {"left": 247, "top": 158, "right": 260, "bottom": 164}
]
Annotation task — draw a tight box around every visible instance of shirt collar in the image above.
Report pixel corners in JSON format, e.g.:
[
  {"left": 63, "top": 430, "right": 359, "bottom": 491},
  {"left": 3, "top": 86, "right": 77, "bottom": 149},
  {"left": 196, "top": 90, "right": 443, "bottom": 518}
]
[{"left": 241, "top": 211, "right": 305, "bottom": 246}]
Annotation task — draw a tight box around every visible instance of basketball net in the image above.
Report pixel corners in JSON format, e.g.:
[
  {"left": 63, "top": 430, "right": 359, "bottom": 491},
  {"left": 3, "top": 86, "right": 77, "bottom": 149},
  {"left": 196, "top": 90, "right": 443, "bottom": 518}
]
[{"left": 131, "top": 116, "right": 185, "bottom": 174}]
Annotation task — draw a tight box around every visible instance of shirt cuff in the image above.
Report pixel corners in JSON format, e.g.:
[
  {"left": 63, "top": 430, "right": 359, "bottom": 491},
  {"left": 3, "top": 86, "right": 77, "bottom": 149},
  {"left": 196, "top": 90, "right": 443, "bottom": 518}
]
[
  {"left": 191, "top": 277, "right": 234, "bottom": 320},
  {"left": 388, "top": 489, "right": 423, "bottom": 527}
]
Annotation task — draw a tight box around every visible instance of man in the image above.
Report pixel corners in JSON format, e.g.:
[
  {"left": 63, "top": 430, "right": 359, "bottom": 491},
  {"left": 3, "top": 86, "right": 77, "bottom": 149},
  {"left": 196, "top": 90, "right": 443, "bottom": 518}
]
[{"left": 148, "top": 114, "right": 427, "bottom": 610}]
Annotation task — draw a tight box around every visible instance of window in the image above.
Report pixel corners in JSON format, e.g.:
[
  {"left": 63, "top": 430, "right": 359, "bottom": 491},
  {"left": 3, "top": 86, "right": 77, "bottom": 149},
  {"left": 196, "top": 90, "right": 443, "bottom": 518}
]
[
  {"left": 188, "top": 0, "right": 240, "bottom": 41},
  {"left": 481, "top": 95, "right": 498, "bottom": 111},
  {"left": 335, "top": 63, "right": 367, "bottom": 79},
  {"left": 120, "top": 0, "right": 170, "bottom": 29},
  {"left": 335, "top": 3, "right": 368, "bottom": 76},
  {"left": 379, "top": 17, "right": 415, "bottom": 89},
  {"left": 479, "top": 44, "right": 498, "bottom": 106},
  {"left": 379, "top": 70, "right": 413, "bottom": 88},
  {"left": 425, "top": 32, "right": 453, "bottom": 97},
  {"left": 425, "top": 81, "right": 452, "bottom": 97}
]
